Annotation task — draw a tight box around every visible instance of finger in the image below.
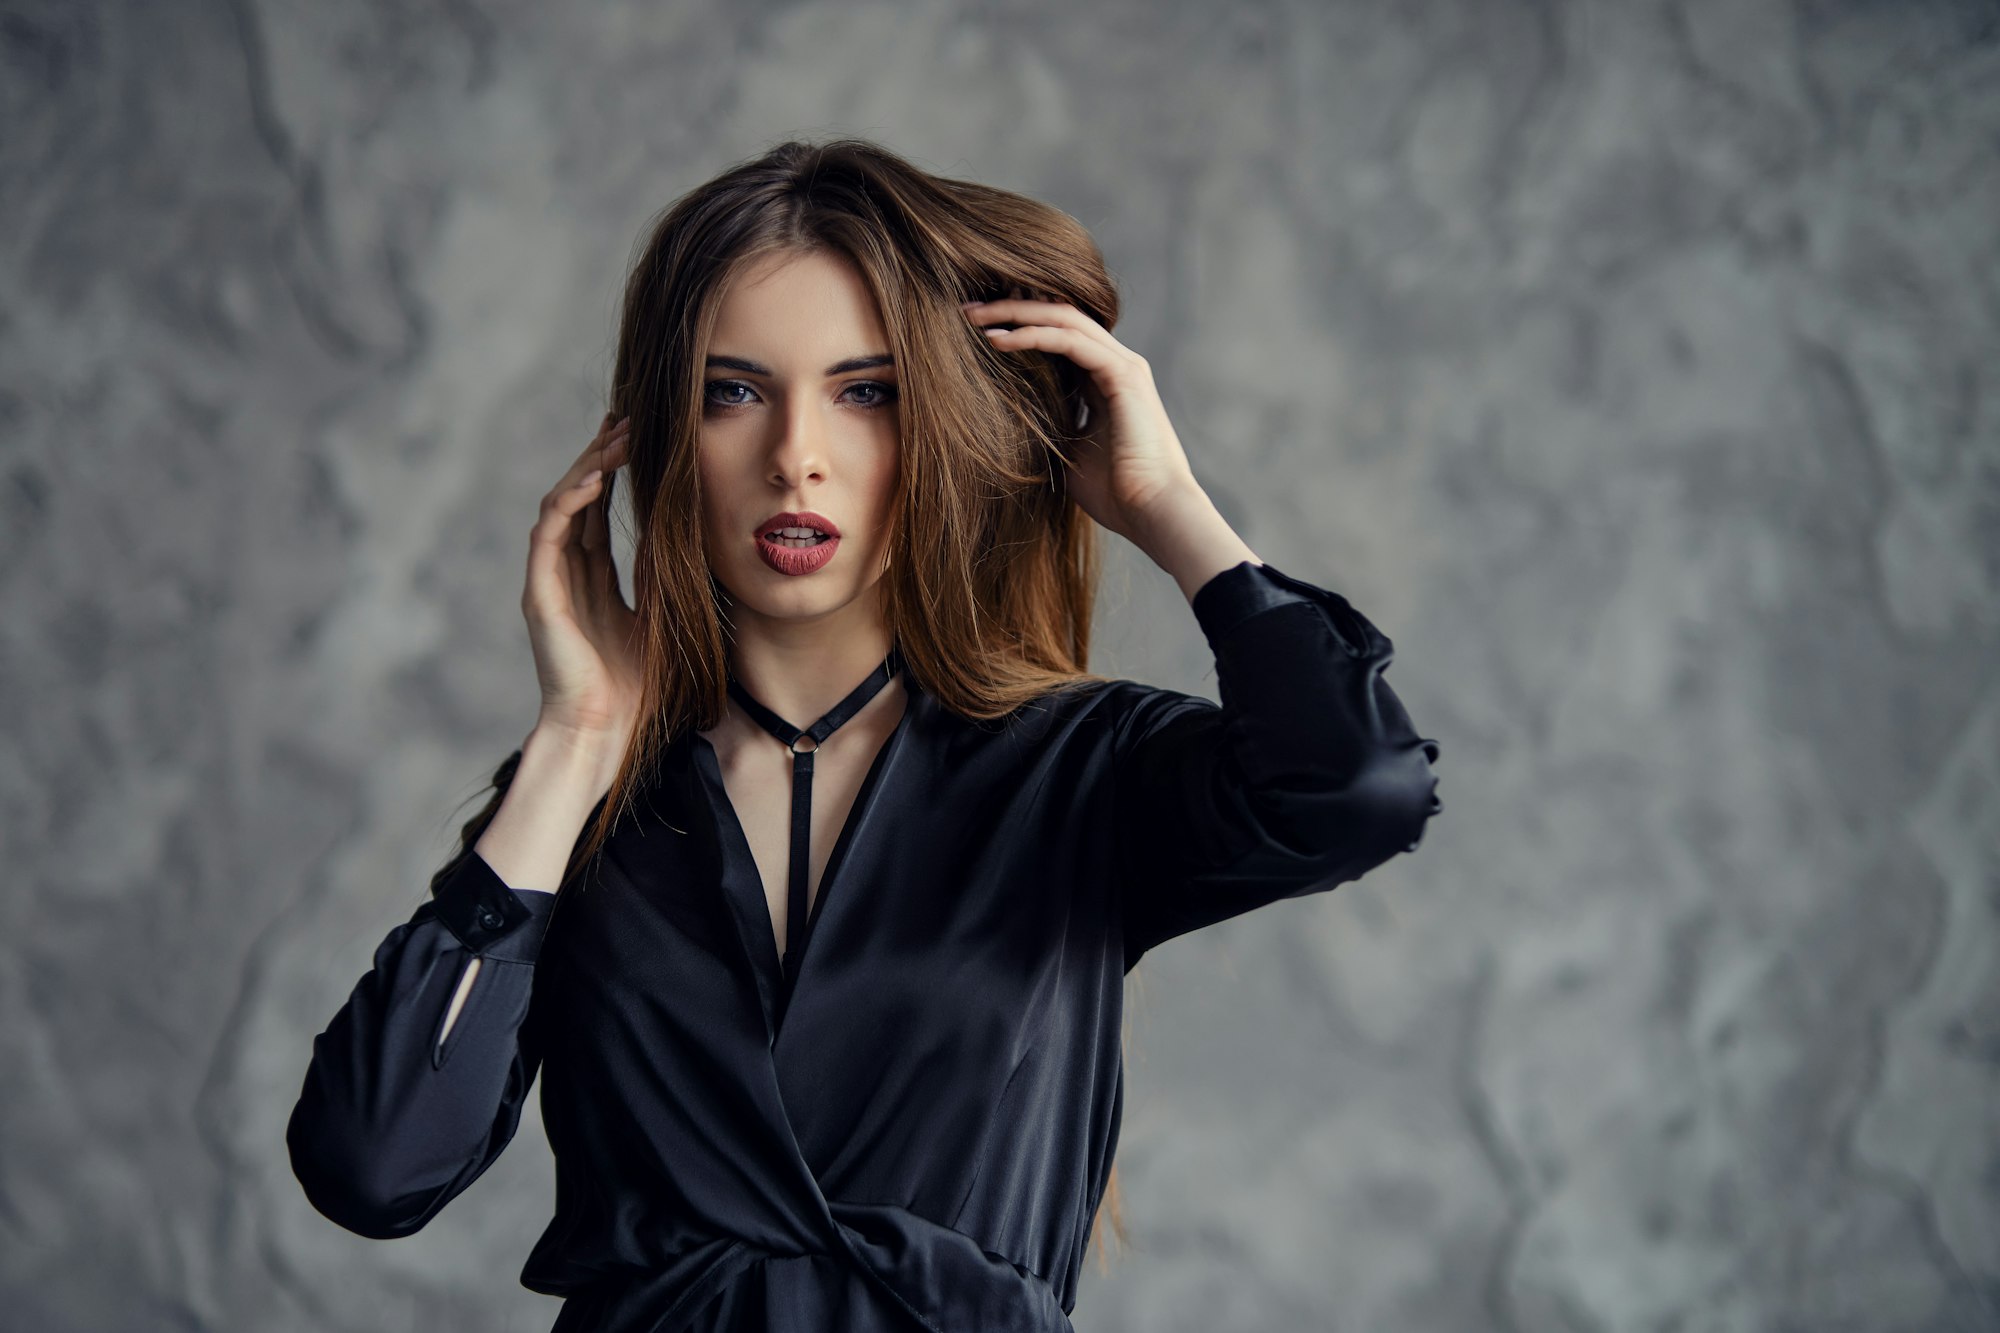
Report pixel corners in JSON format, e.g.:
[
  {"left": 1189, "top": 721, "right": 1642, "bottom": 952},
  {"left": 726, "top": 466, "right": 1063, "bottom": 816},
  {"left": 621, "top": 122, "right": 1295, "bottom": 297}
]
[
  {"left": 587, "top": 431, "right": 630, "bottom": 556},
  {"left": 580, "top": 478, "right": 604, "bottom": 550},
  {"left": 581, "top": 478, "right": 629, "bottom": 605},
  {"left": 533, "top": 413, "right": 627, "bottom": 617},
  {"left": 977, "top": 320, "right": 1138, "bottom": 380},
  {"left": 962, "top": 294, "right": 1128, "bottom": 359},
  {"left": 527, "top": 465, "right": 611, "bottom": 617},
  {"left": 558, "top": 415, "right": 632, "bottom": 493},
  {"left": 568, "top": 483, "right": 611, "bottom": 611},
  {"left": 580, "top": 465, "right": 610, "bottom": 555},
  {"left": 576, "top": 427, "right": 630, "bottom": 588}
]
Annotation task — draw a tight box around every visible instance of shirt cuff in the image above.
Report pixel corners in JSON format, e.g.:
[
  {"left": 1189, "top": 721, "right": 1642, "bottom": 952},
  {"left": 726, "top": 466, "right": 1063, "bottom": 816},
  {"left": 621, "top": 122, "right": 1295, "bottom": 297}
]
[
  {"left": 1189, "top": 559, "right": 1388, "bottom": 659},
  {"left": 430, "top": 849, "right": 559, "bottom": 962}
]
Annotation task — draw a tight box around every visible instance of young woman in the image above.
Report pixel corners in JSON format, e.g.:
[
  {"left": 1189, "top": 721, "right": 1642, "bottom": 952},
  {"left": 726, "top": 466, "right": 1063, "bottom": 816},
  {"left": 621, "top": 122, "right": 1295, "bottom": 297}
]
[{"left": 287, "top": 139, "right": 1442, "bottom": 1332}]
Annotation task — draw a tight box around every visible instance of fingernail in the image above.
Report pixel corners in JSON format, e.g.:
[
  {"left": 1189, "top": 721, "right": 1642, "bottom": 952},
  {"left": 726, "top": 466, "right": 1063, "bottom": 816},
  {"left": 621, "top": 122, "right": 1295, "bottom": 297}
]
[{"left": 578, "top": 469, "right": 602, "bottom": 487}]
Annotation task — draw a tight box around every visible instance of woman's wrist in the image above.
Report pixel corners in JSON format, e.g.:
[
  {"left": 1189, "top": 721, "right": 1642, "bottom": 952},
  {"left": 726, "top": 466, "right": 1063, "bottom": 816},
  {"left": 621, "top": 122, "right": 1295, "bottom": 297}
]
[
  {"left": 471, "top": 725, "right": 623, "bottom": 892},
  {"left": 1125, "top": 483, "right": 1263, "bottom": 605},
  {"left": 522, "top": 721, "right": 624, "bottom": 806}
]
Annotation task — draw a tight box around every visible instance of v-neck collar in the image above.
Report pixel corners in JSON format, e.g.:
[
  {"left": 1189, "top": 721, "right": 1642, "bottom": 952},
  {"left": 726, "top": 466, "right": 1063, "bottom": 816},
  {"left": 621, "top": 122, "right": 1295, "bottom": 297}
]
[{"left": 690, "top": 675, "right": 922, "bottom": 1044}]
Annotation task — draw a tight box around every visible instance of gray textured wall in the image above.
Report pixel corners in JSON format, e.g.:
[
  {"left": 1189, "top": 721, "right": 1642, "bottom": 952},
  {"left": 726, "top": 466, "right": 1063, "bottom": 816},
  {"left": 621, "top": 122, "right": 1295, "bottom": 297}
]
[{"left": 3, "top": 0, "right": 1996, "bottom": 1329}]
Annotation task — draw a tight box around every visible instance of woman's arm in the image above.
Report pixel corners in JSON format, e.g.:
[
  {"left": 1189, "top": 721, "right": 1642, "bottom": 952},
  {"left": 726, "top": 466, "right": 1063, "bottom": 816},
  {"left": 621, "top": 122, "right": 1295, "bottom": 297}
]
[
  {"left": 285, "top": 730, "right": 610, "bottom": 1238},
  {"left": 958, "top": 297, "right": 1441, "bottom": 965},
  {"left": 1112, "top": 487, "right": 1443, "bottom": 969}
]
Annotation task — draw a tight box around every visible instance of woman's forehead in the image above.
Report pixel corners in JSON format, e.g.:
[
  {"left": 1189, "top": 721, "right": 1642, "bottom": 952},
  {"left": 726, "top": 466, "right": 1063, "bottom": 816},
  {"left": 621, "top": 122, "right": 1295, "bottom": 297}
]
[{"left": 709, "top": 251, "right": 889, "bottom": 359}]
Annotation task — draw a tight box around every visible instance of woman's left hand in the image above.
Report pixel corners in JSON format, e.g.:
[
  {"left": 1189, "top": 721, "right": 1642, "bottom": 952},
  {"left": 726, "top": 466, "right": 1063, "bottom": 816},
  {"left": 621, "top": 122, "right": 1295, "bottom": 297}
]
[{"left": 961, "top": 295, "right": 1202, "bottom": 542}]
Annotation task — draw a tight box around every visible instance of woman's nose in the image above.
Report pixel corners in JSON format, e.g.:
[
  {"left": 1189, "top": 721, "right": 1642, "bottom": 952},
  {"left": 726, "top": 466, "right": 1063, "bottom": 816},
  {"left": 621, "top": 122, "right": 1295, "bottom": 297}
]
[{"left": 769, "top": 404, "right": 828, "bottom": 478}]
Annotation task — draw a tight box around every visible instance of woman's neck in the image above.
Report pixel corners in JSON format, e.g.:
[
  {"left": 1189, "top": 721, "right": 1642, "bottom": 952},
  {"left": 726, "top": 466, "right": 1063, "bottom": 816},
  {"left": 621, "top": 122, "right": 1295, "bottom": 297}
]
[{"left": 718, "top": 618, "right": 898, "bottom": 732}]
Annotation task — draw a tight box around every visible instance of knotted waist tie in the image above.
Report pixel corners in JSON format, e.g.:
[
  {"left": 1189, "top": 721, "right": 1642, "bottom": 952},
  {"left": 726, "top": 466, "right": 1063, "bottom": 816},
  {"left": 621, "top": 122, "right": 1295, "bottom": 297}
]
[{"left": 556, "top": 1201, "right": 1073, "bottom": 1333}]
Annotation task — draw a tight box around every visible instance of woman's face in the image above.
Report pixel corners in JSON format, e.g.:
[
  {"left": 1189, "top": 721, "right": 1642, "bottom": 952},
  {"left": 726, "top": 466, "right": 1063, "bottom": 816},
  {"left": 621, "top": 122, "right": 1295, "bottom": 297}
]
[{"left": 697, "top": 248, "right": 901, "bottom": 632}]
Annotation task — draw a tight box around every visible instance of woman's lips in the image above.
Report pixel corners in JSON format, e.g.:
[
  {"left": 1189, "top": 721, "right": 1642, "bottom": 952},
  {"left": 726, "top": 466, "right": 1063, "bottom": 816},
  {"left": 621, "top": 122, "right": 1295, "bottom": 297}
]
[{"left": 755, "top": 530, "right": 839, "bottom": 576}]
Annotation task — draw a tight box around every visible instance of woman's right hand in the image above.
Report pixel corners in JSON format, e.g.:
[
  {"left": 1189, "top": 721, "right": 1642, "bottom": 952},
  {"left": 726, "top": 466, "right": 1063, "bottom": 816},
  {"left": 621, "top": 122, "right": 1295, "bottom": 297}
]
[{"left": 523, "top": 413, "right": 640, "bottom": 748}]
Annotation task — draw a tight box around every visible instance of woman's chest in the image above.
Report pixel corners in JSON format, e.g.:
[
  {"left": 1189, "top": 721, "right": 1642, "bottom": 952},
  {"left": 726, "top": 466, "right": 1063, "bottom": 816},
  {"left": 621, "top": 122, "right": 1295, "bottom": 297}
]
[
  {"left": 545, "top": 715, "right": 1124, "bottom": 1054},
  {"left": 702, "top": 683, "right": 909, "bottom": 972},
  {"left": 533, "top": 716, "right": 1130, "bottom": 1180},
  {"left": 541, "top": 786, "right": 1124, "bottom": 1190}
]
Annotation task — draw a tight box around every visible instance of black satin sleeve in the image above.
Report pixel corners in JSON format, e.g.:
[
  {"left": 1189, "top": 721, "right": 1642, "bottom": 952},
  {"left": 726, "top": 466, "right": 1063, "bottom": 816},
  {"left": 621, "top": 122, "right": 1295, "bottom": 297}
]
[
  {"left": 286, "top": 849, "right": 558, "bottom": 1239},
  {"left": 1113, "top": 559, "right": 1443, "bottom": 970}
]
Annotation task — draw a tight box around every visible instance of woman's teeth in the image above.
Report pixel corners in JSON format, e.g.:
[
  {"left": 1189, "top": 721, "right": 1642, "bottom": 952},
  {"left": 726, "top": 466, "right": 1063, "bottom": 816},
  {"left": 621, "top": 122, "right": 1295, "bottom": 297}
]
[{"left": 766, "top": 527, "right": 830, "bottom": 547}]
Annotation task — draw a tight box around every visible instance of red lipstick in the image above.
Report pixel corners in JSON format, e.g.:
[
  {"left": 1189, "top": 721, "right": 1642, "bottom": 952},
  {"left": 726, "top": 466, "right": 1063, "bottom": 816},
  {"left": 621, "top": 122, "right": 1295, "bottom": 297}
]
[{"left": 754, "top": 510, "right": 841, "bottom": 577}]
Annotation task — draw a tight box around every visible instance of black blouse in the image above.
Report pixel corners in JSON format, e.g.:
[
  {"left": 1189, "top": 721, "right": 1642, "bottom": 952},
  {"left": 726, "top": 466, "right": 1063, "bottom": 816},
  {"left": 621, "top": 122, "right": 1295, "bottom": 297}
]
[{"left": 287, "top": 558, "right": 1444, "bottom": 1332}]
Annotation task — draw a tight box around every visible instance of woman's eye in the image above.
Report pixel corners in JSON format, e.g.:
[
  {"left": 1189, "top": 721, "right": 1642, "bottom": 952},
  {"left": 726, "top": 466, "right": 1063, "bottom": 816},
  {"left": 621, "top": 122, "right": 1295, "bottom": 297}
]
[
  {"left": 844, "top": 381, "right": 898, "bottom": 408},
  {"left": 702, "top": 380, "right": 898, "bottom": 410}
]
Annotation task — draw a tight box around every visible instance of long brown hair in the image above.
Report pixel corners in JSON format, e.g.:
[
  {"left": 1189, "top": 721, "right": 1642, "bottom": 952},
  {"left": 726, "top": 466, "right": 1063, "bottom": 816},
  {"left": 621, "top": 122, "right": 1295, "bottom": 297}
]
[{"left": 453, "top": 137, "right": 1137, "bottom": 1265}]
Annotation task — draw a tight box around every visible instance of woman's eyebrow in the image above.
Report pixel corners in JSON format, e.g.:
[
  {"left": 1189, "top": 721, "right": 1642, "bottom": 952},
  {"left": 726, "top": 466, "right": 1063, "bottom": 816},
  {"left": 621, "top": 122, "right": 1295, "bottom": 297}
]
[{"left": 705, "top": 353, "right": 896, "bottom": 376}]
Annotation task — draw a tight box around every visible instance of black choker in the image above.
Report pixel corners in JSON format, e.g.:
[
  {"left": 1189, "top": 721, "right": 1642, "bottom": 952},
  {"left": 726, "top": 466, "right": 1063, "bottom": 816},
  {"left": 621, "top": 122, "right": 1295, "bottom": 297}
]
[{"left": 725, "top": 647, "right": 903, "bottom": 986}]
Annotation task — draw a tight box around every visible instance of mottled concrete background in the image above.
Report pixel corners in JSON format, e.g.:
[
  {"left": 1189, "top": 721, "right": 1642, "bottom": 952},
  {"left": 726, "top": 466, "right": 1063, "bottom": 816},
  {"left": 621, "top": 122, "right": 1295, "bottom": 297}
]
[{"left": 3, "top": 0, "right": 1996, "bottom": 1329}]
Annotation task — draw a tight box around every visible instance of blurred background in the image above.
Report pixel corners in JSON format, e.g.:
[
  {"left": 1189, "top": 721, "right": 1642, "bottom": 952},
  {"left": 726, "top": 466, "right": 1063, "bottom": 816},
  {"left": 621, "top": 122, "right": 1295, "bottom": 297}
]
[{"left": 3, "top": 0, "right": 1997, "bottom": 1329}]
